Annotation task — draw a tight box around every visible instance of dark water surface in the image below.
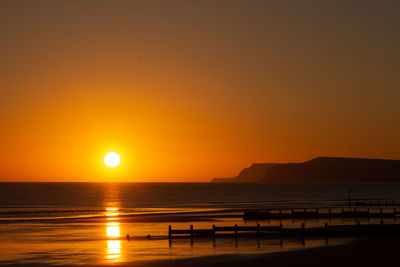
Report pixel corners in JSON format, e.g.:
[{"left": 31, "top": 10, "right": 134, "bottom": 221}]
[
  {"left": 2, "top": 182, "right": 400, "bottom": 209},
  {"left": 0, "top": 183, "right": 399, "bottom": 265}
]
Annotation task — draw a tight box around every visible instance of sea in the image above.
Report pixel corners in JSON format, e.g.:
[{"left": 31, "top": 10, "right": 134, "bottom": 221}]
[{"left": 1, "top": 182, "right": 399, "bottom": 265}]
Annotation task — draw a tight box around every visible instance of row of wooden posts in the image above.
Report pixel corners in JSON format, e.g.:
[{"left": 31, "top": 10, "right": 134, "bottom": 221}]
[
  {"left": 169, "top": 224, "right": 280, "bottom": 239},
  {"left": 168, "top": 220, "right": 399, "bottom": 239},
  {"left": 349, "top": 199, "right": 400, "bottom": 206},
  {"left": 243, "top": 207, "right": 398, "bottom": 220}
]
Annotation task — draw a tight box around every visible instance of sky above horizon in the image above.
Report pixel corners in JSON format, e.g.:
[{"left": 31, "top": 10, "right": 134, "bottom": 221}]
[{"left": 1, "top": 0, "right": 400, "bottom": 182}]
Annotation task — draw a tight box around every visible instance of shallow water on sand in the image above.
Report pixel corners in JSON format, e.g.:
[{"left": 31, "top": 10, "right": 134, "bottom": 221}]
[{"left": 1, "top": 183, "right": 399, "bottom": 265}]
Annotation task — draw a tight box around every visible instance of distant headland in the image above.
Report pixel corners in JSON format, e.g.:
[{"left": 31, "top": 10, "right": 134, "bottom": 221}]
[{"left": 212, "top": 157, "right": 400, "bottom": 183}]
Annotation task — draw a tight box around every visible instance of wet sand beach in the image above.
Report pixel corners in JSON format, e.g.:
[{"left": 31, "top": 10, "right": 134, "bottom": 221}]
[
  {"left": 142, "top": 237, "right": 400, "bottom": 267},
  {"left": 4, "top": 237, "right": 399, "bottom": 267}
]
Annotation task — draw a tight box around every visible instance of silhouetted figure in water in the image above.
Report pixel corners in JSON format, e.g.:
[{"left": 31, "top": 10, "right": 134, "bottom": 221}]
[
  {"left": 126, "top": 234, "right": 130, "bottom": 241},
  {"left": 147, "top": 234, "right": 151, "bottom": 240}
]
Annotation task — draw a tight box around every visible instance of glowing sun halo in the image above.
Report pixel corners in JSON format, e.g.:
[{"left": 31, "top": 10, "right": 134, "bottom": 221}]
[{"left": 104, "top": 152, "right": 121, "bottom": 168}]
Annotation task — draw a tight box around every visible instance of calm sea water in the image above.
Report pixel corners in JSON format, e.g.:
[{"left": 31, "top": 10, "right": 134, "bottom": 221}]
[{"left": 1, "top": 183, "right": 399, "bottom": 265}]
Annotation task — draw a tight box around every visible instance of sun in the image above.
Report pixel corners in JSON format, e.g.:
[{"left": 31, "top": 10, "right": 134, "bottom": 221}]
[{"left": 104, "top": 152, "right": 121, "bottom": 168}]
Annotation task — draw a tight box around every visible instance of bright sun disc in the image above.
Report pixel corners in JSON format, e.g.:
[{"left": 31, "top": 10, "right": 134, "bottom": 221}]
[{"left": 104, "top": 152, "right": 121, "bottom": 168}]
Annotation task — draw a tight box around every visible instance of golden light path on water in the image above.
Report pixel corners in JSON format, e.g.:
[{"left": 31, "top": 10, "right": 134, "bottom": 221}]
[{"left": 105, "top": 207, "right": 121, "bottom": 263}]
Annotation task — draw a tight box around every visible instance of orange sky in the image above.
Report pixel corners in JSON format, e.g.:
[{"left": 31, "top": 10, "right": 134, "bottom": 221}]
[{"left": 1, "top": 1, "right": 400, "bottom": 182}]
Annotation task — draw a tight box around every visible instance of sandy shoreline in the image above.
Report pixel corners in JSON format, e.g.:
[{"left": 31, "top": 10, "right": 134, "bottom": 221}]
[
  {"left": 121, "top": 237, "right": 400, "bottom": 267},
  {"left": 3, "top": 236, "right": 399, "bottom": 267}
]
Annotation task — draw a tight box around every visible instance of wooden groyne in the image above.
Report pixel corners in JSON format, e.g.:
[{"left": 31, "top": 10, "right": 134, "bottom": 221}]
[
  {"left": 349, "top": 199, "right": 400, "bottom": 207},
  {"left": 168, "top": 222, "right": 400, "bottom": 239},
  {"left": 243, "top": 208, "right": 398, "bottom": 220},
  {"left": 169, "top": 224, "right": 281, "bottom": 239}
]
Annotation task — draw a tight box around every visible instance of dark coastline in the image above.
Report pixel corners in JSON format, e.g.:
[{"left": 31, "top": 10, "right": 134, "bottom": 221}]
[{"left": 212, "top": 157, "right": 400, "bottom": 183}]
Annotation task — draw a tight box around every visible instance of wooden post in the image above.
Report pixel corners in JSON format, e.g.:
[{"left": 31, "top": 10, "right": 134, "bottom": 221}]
[
  {"left": 257, "top": 223, "right": 260, "bottom": 236},
  {"left": 280, "top": 223, "right": 283, "bottom": 236},
  {"left": 291, "top": 209, "right": 294, "bottom": 218},
  {"left": 367, "top": 208, "right": 370, "bottom": 218},
  {"left": 329, "top": 208, "right": 331, "bottom": 218},
  {"left": 234, "top": 224, "right": 238, "bottom": 238},
  {"left": 190, "top": 225, "right": 194, "bottom": 238},
  {"left": 348, "top": 189, "right": 352, "bottom": 206},
  {"left": 380, "top": 208, "right": 383, "bottom": 218},
  {"left": 304, "top": 208, "right": 306, "bottom": 218},
  {"left": 394, "top": 208, "right": 397, "bottom": 217},
  {"left": 301, "top": 222, "right": 305, "bottom": 235},
  {"left": 324, "top": 222, "right": 328, "bottom": 235},
  {"left": 316, "top": 208, "right": 319, "bottom": 217},
  {"left": 168, "top": 225, "right": 172, "bottom": 239},
  {"left": 212, "top": 224, "right": 216, "bottom": 238},
  {"left": 279, "top": 209, "right": 282, "bottom": 219},
  {"left": 354, "top": 208, "right": 357, "bottom": 218}
]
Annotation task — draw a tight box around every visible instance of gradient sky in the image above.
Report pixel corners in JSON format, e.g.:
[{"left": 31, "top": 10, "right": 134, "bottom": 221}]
[{"left": 1, "top": 0, "right": 399, "bottom": 182}]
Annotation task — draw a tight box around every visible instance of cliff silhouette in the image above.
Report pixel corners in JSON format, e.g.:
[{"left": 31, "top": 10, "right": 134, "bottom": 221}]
[{"left": 211, "top": 157, "right": 400, "bottom": 183}]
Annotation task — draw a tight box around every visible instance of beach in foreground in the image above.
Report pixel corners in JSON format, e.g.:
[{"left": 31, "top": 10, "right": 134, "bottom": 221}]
[
  {"left": 137, "top": 237, "right": 400, "bottom": 267},
  {"left": 3, "top": 237, "right": 399, "bottom": 267}
]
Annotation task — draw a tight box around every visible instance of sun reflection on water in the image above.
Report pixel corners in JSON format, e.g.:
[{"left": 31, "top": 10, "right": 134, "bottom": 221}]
[
  {"left": 107, "top": 240, "right": 121, "bottom": 261},
  {"left": 105, "top": 207, "right": 121, "bottom": 263},
  {"left": 106, "top": 207, "right": 120, "bottom": 217},
  {"left": 106, "top": 222, "right": 120, "bottom": 238}
]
